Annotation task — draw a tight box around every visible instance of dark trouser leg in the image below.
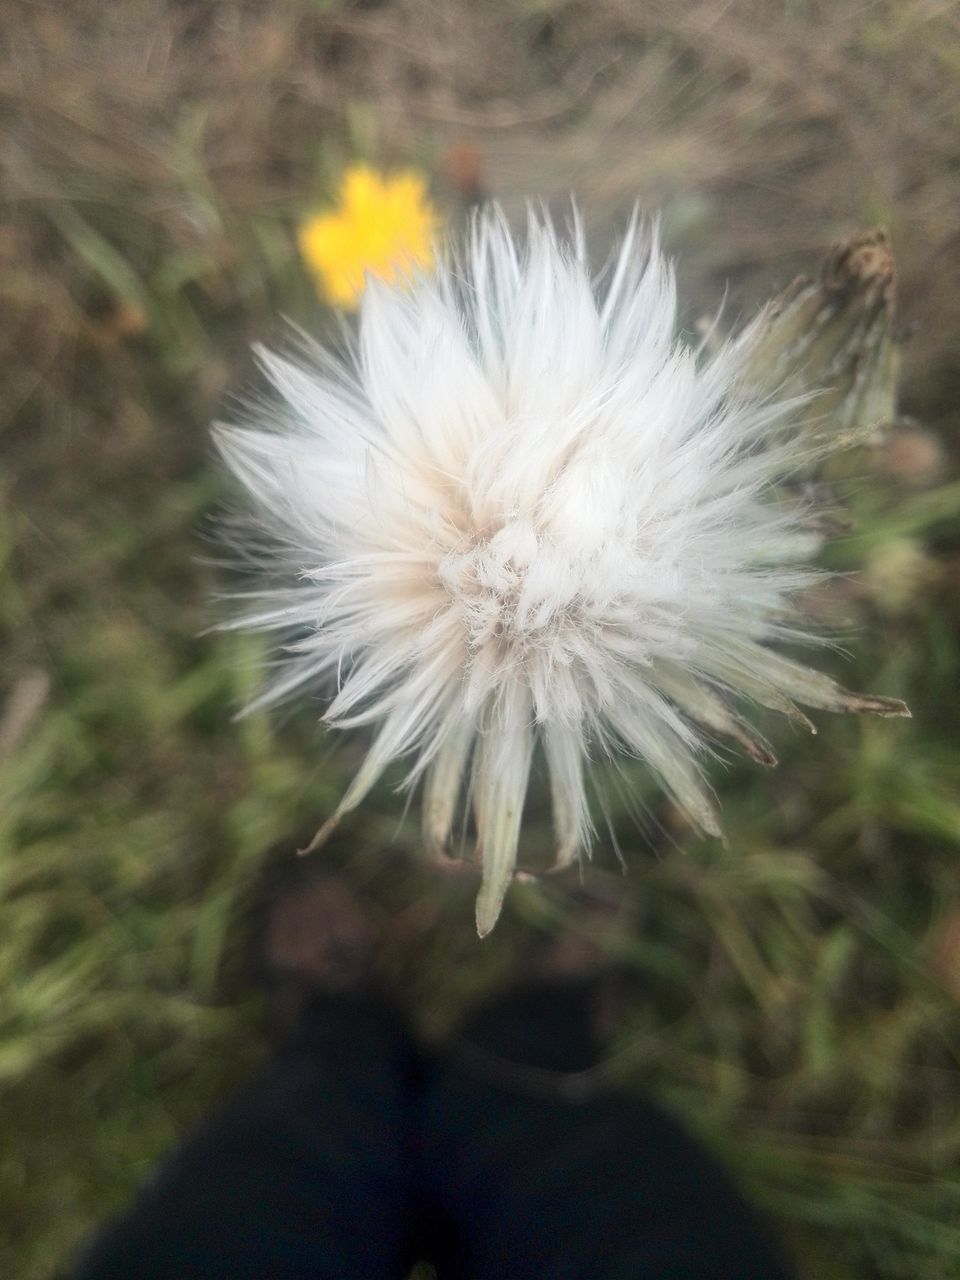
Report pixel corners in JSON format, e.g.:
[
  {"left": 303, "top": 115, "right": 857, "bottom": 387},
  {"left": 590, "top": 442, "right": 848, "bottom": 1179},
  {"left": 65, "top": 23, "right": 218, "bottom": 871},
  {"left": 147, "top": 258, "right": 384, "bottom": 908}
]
[
  {"left": 69, "top": 995, "right": 416, "bottom": 1280},
  {"left": 419, "top": 981, "right": 795, "bottom": 1280}
]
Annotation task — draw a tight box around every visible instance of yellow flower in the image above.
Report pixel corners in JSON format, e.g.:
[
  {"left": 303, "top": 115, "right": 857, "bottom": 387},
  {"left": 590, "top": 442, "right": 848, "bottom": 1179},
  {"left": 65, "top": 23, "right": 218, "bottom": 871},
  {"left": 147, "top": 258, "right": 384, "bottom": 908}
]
[{"left": 298, "top": 165, "right": 438, "bottom": 309}]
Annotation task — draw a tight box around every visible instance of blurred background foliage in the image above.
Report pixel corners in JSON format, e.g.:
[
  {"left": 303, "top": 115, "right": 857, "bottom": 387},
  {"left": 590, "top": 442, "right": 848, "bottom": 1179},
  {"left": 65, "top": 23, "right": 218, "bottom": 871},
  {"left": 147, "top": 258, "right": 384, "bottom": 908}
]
[{"left": 2, "top": 1, "right": 959, "bottom": 1276}]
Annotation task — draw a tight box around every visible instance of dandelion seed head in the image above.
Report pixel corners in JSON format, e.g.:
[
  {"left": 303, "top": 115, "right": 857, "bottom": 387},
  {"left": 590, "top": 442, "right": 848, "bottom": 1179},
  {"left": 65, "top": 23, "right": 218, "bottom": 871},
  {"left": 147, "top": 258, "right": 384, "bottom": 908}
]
[{"left": 216, "top": 206, "right": 908, "bottom": 935}]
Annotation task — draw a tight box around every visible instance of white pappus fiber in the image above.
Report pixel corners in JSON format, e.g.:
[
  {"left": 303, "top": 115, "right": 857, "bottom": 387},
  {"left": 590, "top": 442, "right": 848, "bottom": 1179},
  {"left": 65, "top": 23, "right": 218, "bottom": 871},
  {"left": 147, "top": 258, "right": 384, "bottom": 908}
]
[{"left": 214, "top": 207, "right": 909, "bottom": 936}]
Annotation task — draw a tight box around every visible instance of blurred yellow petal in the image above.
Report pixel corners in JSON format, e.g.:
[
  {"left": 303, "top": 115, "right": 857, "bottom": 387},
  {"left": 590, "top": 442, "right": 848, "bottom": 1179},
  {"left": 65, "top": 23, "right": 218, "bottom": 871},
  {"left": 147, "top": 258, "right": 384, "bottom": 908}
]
[{"left": 298, "top": 164, "right": 438, "bottom": 309}]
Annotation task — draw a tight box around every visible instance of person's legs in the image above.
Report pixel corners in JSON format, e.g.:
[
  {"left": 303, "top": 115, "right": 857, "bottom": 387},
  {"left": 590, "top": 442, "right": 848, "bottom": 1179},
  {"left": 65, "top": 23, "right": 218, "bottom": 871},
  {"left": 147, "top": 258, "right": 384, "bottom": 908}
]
[
  {"left": 419, "top": 978, "right": 795, "bottom": 1280},
  {"left": 69, "top": 871, "right": 419, "bottom": 1280},
  {"left": 67, "top": 858, "right": 796, "bottom": 1280},
  {"left": 70, "top": 994, "right": 417, "bottom": 1280}
]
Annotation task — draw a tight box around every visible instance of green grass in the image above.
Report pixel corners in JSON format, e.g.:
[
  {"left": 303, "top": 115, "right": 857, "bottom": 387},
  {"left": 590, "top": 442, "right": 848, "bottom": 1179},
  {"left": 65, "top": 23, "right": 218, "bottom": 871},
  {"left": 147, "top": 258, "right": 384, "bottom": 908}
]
[{"left": 3, "top": 2, "right": 960, "bottom": 1276}]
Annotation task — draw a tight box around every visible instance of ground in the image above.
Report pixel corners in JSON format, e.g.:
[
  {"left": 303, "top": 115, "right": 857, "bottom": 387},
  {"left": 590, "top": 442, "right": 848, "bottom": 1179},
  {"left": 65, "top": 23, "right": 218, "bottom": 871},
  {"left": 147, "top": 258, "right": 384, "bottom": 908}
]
[{"left": 2, "top": 2, "right": 960, "bottom": 1276}]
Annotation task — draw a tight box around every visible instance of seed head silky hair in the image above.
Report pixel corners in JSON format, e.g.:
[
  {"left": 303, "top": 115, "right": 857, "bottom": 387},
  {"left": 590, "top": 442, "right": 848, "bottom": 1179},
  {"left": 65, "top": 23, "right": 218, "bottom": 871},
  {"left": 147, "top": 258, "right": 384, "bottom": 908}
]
[{"left": 214, "top": 208, "right": 908, "bottom": 935}]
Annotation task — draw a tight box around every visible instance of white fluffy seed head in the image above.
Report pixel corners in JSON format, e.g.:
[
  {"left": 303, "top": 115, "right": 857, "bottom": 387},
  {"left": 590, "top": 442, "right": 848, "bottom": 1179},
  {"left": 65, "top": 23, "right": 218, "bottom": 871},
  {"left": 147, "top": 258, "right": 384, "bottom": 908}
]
[{"left": 214, "top": 206, "right": 908, "bottom": 935}]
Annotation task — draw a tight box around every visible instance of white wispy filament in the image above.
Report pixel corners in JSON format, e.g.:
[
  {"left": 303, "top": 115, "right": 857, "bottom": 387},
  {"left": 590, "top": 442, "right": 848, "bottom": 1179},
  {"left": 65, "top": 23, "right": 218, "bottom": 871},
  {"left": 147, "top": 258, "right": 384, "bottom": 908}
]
[{"left": 215, "top": 209, "right": 908, "bottom": 935}]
